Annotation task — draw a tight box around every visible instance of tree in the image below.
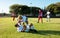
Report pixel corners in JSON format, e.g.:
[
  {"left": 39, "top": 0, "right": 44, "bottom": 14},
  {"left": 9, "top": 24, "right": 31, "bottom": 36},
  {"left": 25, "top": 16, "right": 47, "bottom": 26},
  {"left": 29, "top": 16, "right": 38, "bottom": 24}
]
[
  {"left": 30, "top": 7, "right": 40, "bottom": 16},
  {"left": 9, "top": 4, "right": 29, "bottom": 15},
  {"left": 9, "top": 4, "right": 41, "bottom": 16},
  {"left": 47, "top": 2, "right": 60, "bottom": 14}
]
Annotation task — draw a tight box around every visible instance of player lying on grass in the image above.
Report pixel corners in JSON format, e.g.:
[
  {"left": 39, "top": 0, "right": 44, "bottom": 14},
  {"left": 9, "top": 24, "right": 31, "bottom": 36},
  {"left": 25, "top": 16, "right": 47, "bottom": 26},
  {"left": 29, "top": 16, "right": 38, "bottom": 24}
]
[{"left": 15, "top": 23, "right": 37, "bottom": 32}]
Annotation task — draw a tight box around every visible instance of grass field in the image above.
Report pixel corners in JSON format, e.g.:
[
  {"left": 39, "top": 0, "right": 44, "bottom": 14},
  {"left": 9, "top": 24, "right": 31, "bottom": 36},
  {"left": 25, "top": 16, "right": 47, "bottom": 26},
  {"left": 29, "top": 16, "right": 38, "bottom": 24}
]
[{"left": 0, "top": 17, "right": 60, "bottom": 38}]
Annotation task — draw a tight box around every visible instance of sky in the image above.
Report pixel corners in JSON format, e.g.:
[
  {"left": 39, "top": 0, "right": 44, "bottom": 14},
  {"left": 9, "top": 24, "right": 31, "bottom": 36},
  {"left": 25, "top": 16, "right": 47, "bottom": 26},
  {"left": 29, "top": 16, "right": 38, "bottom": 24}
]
[{"left": 0, "top": 0, "right": 60, "bottom": 13}]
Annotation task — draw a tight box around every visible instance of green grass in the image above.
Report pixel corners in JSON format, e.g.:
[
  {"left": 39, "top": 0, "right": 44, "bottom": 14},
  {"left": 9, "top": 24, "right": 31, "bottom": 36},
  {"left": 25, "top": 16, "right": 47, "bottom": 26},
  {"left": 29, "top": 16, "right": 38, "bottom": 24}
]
[{"left": 0, "top": 17, "right": 60, "bottom": 38}]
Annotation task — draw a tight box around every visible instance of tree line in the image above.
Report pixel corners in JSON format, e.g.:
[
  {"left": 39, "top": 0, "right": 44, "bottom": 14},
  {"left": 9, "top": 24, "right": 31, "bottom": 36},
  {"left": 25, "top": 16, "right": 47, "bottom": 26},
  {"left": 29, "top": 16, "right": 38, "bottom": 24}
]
[
  {"left": 9, "top": 2, "right": 60, "bottom": 17},
  {"left": 9, "top": 4, "right": 40, "bottom": 16}
]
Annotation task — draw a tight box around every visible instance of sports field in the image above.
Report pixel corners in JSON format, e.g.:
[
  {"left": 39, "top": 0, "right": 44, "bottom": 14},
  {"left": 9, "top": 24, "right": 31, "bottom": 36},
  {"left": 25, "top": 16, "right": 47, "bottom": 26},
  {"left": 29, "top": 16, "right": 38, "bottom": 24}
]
[{"left": 0, "top": 17, "right": 60, "bottom": 38}]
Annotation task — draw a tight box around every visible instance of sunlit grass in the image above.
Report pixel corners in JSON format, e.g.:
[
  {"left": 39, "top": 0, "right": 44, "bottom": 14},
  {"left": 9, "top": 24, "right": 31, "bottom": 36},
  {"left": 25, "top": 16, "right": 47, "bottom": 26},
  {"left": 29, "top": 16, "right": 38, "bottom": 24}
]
[{"left": 0, "top": 17, "right": 60, "bottom": 38}]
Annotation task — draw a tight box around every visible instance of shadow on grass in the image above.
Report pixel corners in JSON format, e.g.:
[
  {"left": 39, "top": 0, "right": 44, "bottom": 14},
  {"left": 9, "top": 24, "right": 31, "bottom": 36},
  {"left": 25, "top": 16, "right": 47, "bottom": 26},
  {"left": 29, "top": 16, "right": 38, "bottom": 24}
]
[{"left": 28, "top": 30, "right": 60, "bottom": 35}]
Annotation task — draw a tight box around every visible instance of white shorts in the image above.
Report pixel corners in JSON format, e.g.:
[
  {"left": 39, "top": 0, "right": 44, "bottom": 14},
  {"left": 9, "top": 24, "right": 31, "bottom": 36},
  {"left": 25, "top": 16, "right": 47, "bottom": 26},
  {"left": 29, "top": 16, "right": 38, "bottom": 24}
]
[{"left": 47, "top": 16, "right": 50, "bottom": 18}]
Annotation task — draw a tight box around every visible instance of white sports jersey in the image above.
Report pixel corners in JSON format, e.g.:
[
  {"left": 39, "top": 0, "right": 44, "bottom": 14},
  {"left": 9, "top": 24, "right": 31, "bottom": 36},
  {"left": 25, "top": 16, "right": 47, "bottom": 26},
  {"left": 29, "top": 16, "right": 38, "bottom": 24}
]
[
  {"left": 25, "top": 24, "right": 30, "bottom": 32},
  {"left": 47, "top": 11, "right": 50, "bottom": 18},
  {"left": 47, "top": 11, "right": 50, "bottom": 15},
  {"left": 26, "top": 24, "right": 30, "bottom": 29}
]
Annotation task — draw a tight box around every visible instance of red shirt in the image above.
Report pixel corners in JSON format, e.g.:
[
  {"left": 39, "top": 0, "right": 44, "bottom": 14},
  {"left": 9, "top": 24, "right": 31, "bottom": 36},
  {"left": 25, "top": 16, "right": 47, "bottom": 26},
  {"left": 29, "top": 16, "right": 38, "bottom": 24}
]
[
  {"left": 38, "top": 10, "right": 43, "bottom": 16},
  {"left": 11, "top": 13, "right": 16, "bottom": 16}
]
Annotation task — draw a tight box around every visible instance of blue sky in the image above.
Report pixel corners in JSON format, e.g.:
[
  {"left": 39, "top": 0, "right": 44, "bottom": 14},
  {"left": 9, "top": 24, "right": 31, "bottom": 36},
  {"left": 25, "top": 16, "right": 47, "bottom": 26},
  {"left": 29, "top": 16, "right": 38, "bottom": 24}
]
[{"left": 0, "top": 0, "right": 60, "bottom": 13}]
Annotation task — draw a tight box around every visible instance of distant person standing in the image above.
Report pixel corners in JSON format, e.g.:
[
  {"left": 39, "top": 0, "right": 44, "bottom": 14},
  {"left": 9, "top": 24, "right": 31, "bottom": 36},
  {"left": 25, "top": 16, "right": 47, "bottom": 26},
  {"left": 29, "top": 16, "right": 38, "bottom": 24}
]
[
  {"left": 11, "top": 12, "right": 16, "bottom": 21},
  {"left": 37, "top": 10, "right": 43, "bottom": 23},
  {"left": 46, "top": 11, "right": 50, "bottom": 22}
]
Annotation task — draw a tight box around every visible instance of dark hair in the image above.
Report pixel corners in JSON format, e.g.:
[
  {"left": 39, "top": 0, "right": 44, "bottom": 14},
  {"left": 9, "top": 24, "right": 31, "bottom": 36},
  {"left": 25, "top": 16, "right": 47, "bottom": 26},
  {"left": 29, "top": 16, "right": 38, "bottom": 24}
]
[
  {"left": 15, "top": 24, "right": 19, "bottom": 27},
  {"left": 30, "top": 23, "right": 33, "bottom": 27}
]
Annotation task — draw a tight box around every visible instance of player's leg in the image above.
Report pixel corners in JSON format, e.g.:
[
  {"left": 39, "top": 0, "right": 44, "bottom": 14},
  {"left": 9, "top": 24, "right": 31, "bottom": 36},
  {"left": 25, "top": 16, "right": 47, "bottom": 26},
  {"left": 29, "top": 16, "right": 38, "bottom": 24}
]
[
  {"left": 40, "top": 16, "right": 43, "bottom": 23},
  {"left": 13, "top": 16, "right": 15, "bottom": 21},
  {"left": 38, "top": 16, "right": 40, "bottom": 23},
  {"left": 48, "top": 16, "right": 50, "bottom": 22},
  {"left": 47, "top": 16, "right": 48, "bottom": 22}
]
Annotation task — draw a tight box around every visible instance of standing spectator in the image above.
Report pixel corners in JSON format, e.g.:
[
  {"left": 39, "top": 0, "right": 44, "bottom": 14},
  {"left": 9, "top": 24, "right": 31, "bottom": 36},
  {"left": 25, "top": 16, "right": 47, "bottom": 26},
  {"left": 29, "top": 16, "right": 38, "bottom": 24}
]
[
  {"left": 46, "top": 11, "right": 50, "bottom": 22},
  {"left": 11, "top": 12, "right": 16, "bottom": 21},
  {"left": 37, "top": 10, "right": 43, "bottom": 23}
]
